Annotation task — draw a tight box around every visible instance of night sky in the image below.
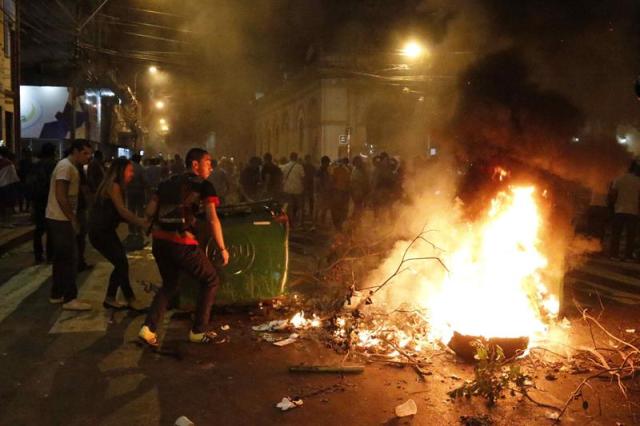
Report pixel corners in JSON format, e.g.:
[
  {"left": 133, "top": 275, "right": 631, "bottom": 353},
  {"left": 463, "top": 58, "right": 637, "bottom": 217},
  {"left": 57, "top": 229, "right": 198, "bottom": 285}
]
[{"left": 21, "top": 0, "right": 640, "bottom": 157}]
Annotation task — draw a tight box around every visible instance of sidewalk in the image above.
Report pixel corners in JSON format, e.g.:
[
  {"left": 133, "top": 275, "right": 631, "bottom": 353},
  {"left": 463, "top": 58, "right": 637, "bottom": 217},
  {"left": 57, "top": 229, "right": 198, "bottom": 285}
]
[{"left": 0, "top": 213, "right": 34, "bottom": 256}]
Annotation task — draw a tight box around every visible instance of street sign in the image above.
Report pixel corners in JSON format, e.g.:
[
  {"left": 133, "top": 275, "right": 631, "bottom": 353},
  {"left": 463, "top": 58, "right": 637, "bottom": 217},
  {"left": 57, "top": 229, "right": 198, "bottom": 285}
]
[{"left": 338, "top": 135, "right": 348, "bottom": 145}]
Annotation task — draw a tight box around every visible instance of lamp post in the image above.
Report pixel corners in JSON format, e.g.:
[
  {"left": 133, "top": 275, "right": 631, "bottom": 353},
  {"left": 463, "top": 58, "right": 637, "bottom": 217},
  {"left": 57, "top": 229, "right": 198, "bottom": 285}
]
[
  {"left": 132, "top": 65, "right": 160, "bottom": 152},
  {"left": 133, "top": 65, "right": 158, "bottom": 99},
  {"left": 399, "top": 40, "right": 432, "bottom": 156}
]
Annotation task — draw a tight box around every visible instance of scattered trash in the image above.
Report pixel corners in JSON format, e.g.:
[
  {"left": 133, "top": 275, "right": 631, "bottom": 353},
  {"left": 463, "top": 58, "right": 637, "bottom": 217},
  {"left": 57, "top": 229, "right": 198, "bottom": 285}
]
[
  {"left": 273, "top": 333, "right": 299, "bottom": 347},
  {"left": 289, "top": 365, "right": 365, "bottom": 374},
  {"left": 544, "top": 411, "right": 560, "bottom": 420},
  {"left": 260, "top": 333, "right": 279, "bottom": 343},
  {"left": 174, "top": 416, "right": 194, "bottom": 426},
  {"left": 395, "top": 399, "right": 417, "bottom": 417},
  {"left": 276, "top": 397, "right": 303, "bottom": 411},
  {"left": 221, "top": 324, "right": 230, "bottom": 331},
  {"left": 625, "top": 328, "right": 636, "bottom": 333},
  {"left": 252, "top": 320, "right": 288, "bottom": 332}
]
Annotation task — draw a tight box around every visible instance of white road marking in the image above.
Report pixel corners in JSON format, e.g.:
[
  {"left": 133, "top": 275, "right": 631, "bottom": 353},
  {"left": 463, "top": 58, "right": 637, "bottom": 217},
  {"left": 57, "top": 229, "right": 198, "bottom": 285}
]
[
  {"left": 49, "top": 262, "right": 112, "bottom": 334},
  {"left": 0, "top": 264, "right": 51, "bottom": 324}
]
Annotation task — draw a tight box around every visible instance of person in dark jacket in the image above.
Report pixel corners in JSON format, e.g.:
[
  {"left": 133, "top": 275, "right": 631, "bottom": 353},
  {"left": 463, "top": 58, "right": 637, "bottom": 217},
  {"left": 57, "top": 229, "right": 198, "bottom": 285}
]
[{"left": 89, "top": 158, "right": 149, "bottom": 310}]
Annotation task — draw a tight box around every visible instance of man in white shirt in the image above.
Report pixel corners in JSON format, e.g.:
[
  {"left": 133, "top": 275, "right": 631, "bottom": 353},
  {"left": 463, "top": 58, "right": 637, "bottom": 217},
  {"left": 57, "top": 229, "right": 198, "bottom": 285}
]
[
  {"left": 609, "top": 161, "right": 640, "bottom": 261},
  {"left": 46, "top": 140, "right": 93, "bottom": 310},
  {"left": 280, "top": 152, "right": 305, "bottom": 227}
]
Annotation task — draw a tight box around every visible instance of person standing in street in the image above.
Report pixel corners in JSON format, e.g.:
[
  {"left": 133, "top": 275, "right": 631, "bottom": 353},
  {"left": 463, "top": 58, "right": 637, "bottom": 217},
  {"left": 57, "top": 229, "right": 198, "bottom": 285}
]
[
  {"left": 87, "top": 150, "right": 105, "bottom": 195},
  {"left": 46, "top": 139, "right": 93, "bottom": 311},
  {"left": 350, "top": 155, "right": 370, "bottom": 218},
  {"left": 208, "top": 158, "right": 231, "bottom": 206},
  {"left": 280, "top": 152, "right": 305, "bottom": 228},
  {"left": 314, "top": 155, "right": 332, "bottom": 228},
  {"left": 330, "top": 158, "right": 351, "bottom": 231},
  {"left": 171, "top": 153, "right": 186, "bottom": 175},
  {"left": 89, "top": 158, "right": 149, "bottom": 310},
  {"left": 0, "top": 147, "right": 19, "bottom": 226},
  {"left": 609, "top": 160, "right": 640, "bottom": 261},
  {"left": 30, "top": 143, "right": 57, "bottom": 263},
  {"left": 261, "top": 152, "right": 283, "bottom": 200},
  {"left": 302, "top": 155, "right": 316, "bottom": 223},
  {"left": 139, "top": 148, "right": 229, "bottom": 346}
]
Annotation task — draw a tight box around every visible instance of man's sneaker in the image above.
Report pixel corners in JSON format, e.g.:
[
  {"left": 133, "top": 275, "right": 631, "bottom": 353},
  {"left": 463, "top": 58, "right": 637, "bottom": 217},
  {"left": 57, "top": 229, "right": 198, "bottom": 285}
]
[
  {"left": 62, "top": 299, "right": 92, "bottom": 311},
  {"left": 138, "top": 325, "right": 158, "bottom": 347},
  {"left": 189, "top": 329, "right": 217, "bottom": 344},
  {"left": 49, "top": 296, "right": 64, "bottom": 304}
]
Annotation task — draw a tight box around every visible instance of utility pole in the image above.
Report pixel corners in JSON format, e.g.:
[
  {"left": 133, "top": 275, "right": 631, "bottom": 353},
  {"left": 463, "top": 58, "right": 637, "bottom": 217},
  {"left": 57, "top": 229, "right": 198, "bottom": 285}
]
[
  {"left": 70, "top": 0, "right": 111, "bottom": 142},
  {"left": 13, "top": 0, "right": 20, "bottom": 154}
]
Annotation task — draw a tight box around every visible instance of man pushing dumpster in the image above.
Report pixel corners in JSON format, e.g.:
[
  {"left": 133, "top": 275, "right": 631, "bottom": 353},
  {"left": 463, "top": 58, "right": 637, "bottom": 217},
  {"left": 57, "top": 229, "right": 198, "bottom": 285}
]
[{"left": 139, "top": 148, "right": 230, "bottom": 346}]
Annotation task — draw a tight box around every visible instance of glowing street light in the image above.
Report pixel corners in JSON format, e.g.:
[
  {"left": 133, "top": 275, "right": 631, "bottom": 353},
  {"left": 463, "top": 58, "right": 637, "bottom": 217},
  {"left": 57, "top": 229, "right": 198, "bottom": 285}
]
[
  {"left": 401, "top": 41, "right": 425, "bottom": 59},
  {"left": 159, "top": 118, "right": 167, "bottom": 125},
  {"left": 148, "top": 65, "right": 158, "bottom": 74},
  {"left": 161, "top": 124, "right": 169, "bottom": 132},
  {"left": 155, "top": 100, "right": 165, "bottom": 110}
]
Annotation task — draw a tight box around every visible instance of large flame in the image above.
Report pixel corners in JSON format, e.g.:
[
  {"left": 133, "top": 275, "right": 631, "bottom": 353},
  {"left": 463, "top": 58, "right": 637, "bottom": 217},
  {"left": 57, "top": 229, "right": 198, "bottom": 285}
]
[{"left": 427, "top": 186, "right": 559, "bottom": 343}]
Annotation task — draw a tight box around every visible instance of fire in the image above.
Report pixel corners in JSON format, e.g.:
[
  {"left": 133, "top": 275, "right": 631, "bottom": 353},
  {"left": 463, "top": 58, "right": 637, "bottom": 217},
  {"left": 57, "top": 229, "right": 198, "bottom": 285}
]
[
  {"left": 290, "top": 311, "right": 321, "bottom": 329},
  {"left": 427, "top": 186, "right": 559, "bottom": 344}
]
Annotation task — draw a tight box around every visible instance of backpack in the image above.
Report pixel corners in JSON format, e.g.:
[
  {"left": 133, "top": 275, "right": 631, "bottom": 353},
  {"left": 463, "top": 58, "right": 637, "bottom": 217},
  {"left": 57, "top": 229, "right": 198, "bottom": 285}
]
[{"left": 155, "top": 174, "right": 202, "bottom": 232}]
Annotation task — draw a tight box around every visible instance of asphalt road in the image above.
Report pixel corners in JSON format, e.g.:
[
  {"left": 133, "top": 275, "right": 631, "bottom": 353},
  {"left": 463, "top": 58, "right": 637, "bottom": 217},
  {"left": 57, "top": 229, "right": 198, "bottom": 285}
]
[{"left": 0, "top": 230, "right": 638, "bottom": 425}]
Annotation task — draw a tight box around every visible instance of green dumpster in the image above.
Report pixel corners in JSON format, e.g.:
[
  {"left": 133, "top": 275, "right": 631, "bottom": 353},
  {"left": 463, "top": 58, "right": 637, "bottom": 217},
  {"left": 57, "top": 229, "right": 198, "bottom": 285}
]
[{"left": 177, "top": 201, "right": 289, "bottom": 308}]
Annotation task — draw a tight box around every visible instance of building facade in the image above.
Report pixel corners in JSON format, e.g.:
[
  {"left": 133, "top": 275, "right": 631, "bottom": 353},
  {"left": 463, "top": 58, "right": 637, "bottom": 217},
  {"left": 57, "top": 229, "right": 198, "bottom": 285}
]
[
  {"left": 0, "top": 0, "right": 18, "bottom": 152},
  {"left": 255, "top": 56, "right": 456, "bottom": 162}
]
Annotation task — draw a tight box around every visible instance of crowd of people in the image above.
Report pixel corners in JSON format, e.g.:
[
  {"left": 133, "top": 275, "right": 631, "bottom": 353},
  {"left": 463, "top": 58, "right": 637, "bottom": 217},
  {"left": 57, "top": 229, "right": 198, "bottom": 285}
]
[
  {"left": 234, "top": 150, "right": 405, "bottom": 230},
  {"left": 587, "top": 160, "right": 640, "bottom": 262},
  {"left": 1, "top": 142, "right": 410, "bottom": 343}
]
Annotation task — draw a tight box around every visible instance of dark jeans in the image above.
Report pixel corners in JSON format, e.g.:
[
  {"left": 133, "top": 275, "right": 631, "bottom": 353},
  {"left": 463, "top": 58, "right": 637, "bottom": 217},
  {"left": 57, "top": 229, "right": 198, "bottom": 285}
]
[
  {"left": 145, "top": 239, "right": 220, "bottom": 333},
  {"left": 586, "top": 206, "right": 610, "bottom": 242},
  {"left": 33, "top": 207, "right": 52, "bottom": 262},
  {"left": 89, "top": 228, "right": 135, "bottom": 300},
  {"left": 610, "top": 213, "right": 638, "bottom": 259},
  {"left": 47, "top": 219, "right": 78, "bottom": 302}
]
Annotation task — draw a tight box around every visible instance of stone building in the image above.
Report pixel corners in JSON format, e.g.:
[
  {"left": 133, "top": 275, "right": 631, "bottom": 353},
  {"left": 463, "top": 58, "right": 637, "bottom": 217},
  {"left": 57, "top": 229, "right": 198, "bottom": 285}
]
[
  {"left": 255, "top": 55, "right": 459, "bottom": 162},
  {"left": 0, "top": 1, "right": 18, "bottom": 152}
]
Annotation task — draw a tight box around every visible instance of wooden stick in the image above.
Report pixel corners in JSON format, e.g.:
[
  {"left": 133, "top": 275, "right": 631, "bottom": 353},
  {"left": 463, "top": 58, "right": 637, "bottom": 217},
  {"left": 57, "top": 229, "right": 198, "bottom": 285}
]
[{"left": 289, "top": 365, "right": 365, "bottom": 374}]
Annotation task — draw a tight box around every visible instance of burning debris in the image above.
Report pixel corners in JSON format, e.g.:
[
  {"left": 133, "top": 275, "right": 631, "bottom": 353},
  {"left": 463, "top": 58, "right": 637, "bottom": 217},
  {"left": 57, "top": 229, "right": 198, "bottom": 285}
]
[{"left": 255, "top": 178, "right": 639, "bottom": 419}]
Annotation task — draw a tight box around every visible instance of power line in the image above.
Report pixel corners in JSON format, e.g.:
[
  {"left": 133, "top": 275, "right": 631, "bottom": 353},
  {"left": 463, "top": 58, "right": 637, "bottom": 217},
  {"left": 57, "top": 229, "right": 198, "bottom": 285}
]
[
  {"left": 121, "top": 31, "right": 187, "bottom": 44},
  {"left": 109, "top": 5, "right": 187, "bottom": 19},
  {"left": 99, "top": 14, "right": 195, "bottom": 34}
]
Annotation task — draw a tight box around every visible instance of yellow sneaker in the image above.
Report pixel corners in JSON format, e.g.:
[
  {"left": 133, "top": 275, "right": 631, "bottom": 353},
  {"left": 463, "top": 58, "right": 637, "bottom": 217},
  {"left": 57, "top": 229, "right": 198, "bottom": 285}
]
[
  {"left": 188, "top": 329, "right": 217, "bottom": 344},
  {"left": 138, "top": 325, "right": 158, "bottom": 347}
]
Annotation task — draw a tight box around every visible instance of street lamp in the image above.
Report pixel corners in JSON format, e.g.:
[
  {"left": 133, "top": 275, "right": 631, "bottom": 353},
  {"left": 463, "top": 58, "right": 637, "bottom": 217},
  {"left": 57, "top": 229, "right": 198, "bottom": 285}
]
[
  {"left": 400, "top": 41, "right": 426, "bottom": 59},
  {"left": 154, "top": 100, "right": 165, "bottom": 110},
  {"left": 133, "top": 65, "right": 160, "bottom": 98},
  {"left": 159, "top": 118, "right": 167, "bottom": 125}
]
